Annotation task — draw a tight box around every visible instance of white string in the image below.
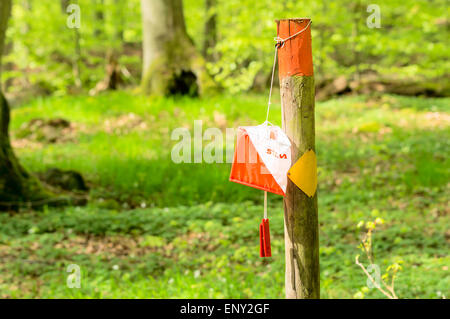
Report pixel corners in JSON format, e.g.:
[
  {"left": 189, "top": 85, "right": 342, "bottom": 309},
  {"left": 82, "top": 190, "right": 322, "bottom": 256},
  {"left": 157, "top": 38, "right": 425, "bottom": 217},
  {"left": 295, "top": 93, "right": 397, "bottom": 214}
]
[
  {"left": 265, "top": 46, "right": 278, "bottom": 124},
  {"left": 264, "top": 191, "right": 267, "bottom": 220},
  {"left": 265, "top": 19, "right": 312, "bottom": 124}
]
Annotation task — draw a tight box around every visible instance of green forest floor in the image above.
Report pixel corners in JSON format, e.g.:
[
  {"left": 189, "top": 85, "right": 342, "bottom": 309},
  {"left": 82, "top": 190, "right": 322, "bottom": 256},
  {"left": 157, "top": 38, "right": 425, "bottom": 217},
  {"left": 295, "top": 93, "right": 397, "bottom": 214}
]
[{"left": 0, "top": 91, "right": 449, "bottom": 298}]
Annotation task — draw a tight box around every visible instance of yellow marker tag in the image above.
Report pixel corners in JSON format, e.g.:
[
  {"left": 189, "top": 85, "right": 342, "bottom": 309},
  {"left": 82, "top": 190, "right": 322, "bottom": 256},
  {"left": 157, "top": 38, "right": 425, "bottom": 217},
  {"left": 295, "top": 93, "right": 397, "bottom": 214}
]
[{"left": 287, "top": 149, "right": 317, "bottom": 197}]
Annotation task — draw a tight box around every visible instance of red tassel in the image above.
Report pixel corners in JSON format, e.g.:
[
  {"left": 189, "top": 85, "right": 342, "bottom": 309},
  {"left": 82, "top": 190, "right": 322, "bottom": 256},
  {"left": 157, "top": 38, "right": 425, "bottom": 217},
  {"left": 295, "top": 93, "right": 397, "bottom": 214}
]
[{"left": 259, "top": 218, "right": 272, "bottom": 257}]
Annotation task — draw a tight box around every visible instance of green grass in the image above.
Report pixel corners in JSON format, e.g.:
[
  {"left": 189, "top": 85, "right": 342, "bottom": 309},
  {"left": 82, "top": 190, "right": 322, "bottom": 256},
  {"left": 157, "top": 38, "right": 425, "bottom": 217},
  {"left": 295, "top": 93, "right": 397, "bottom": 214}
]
[{"left": 0, "top": 91, "right": 449, "bottom": 298}]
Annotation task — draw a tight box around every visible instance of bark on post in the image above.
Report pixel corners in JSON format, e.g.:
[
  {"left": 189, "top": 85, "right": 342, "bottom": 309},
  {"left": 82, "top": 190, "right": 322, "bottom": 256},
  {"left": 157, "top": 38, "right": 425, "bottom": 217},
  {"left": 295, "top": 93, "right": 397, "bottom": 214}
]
[{"left": 276, "top": 18, "right": 320, "bottom": 299}]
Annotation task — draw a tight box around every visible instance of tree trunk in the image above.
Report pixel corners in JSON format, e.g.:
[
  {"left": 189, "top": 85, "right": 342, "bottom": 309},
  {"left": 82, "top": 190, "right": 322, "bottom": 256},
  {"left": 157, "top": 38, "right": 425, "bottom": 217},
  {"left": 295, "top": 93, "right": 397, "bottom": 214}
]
[
  {"left": 114, "top": 0, "right": 124, "bottom": 42},
  {"left": 351, "top": 1, "right": 363, "bottom": 83},
  {"left": 0, "top": 0, "right": 11, "bottom": 81},
  {"left": 0, "top": 0, "right": 50, "bottom": 208},
  {"left": 60, "top": 0, "right": 70, "bottom": 13},
  {"left": 73, "top": 26, "right": 82, "bottom": 88},
  {"left": 277, "top": 18, "right": 320, "bottom": 299},
  {"left": 94, "top": 0, "right": 105, "bottom": 38},
  {"left": 203, "top": 0, "right": 217, "bottom": 62},
  {"left": 140, "top": 0, "right": 217, "bottom": 96}
]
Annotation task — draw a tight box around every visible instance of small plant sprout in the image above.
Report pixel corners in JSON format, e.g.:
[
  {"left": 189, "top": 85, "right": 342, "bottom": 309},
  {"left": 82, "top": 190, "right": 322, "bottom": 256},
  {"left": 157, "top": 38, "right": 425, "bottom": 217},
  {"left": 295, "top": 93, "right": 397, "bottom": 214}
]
[{"left": 355, "top": 217, "right": 402, "bottom": 299}]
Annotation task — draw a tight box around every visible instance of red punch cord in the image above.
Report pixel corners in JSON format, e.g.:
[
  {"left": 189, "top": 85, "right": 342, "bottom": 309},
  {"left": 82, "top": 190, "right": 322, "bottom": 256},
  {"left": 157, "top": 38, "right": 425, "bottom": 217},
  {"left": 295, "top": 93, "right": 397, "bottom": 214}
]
[
  {"left": 260, "top": 218, "right": 272, "bottom": 257},
  {"left": 260, "top": 192, "right": 271, "bottom": 257}
]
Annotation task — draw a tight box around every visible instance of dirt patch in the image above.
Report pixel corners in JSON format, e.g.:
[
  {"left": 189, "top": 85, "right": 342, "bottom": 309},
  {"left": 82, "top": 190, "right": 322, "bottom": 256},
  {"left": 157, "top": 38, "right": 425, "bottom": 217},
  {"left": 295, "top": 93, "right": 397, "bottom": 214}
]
[
  {"left": 54, "top": 236, "right": 140, "bottom": 256},
  {"left": 53, "top": 235, "right": 172, "bottom": 257},
  {"left": 213, "top": 111, "right": 228, "bottom": 130},
  {"left": 11, "top": 138, "right": 42, "bottom": 150},
  {"left": 423, "top": 112, "right": 450, "bottom": 129},
  {"left": 15, "top": 118, "right": 77, "bottom": 144},
  {"left": 103, "top": 113, "right": 148, "bottom": 134}
]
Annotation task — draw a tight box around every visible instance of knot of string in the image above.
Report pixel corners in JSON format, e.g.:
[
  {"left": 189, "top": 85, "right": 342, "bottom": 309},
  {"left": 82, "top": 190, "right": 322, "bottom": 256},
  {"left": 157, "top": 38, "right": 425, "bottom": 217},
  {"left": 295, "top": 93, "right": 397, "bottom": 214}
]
[
  {"left": 273, "top": 20, "right": 312, "bottom": 49},
  {"left": 265, "top": 20, "right": 312, "bottom": 124}
]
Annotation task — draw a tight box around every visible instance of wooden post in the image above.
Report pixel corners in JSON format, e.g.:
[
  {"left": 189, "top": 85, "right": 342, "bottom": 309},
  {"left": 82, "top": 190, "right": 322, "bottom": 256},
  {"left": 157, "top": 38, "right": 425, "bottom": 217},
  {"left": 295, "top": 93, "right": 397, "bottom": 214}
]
[{"left": 276, "top": 18, "right": 320, "bottom": 299}]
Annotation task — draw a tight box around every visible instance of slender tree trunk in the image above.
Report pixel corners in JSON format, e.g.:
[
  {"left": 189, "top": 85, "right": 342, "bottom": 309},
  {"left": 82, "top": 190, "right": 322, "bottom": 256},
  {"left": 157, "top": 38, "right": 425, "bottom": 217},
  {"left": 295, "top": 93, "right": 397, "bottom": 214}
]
[
  {"left": 0, "top": 0, "right": 11, "bottom": 82},
  {"left": 72, "top": 0, "right": 82, "bottom": 88},
  {"left": 94, "top": 0, "right": 105, "bottom": 38},
  {"left": 60, "top": 0, "right": 70, "bottom": 12},
  {"left": 22, "top": 0, "right": 32, "bottom": 33},
  {"left": 277, "top": 18, "right": 320, "bottom": 299},
  {"left": 114, "top": 0, "right": 124, "bottom": 42},
  {"left": 316, "top": 1, "right": 327, "bottom": 80},
  {"left": 351, "top": 0, "right": 362, "bottom": 83},
  {"left": 203, "top": 0, "right": 217, "bottom": 62},
  {"left": 73, "top": 27, "right": 82, "bottom": 88},
  {"left": 61, "top": 0, "right": 82, "bottom": 88},
  {"left": 140, "top": 0, "right": 217, "bottom": 96},
  {"left": 0, "top": 0, "right": 50, "bottom": 208}
]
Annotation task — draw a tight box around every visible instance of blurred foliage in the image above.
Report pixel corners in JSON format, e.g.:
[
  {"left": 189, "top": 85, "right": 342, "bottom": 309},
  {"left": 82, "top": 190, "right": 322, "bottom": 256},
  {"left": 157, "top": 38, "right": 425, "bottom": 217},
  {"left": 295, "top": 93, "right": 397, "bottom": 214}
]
[
  {"left": 2, "top": 0, "right": 449, "bottom": 94},
  {"left": 0, "top": 0, "right": 448, "bottom": 299},
  {"left": 2, "top": 91, "right": 448, "bottom": 298},
  {"left": 3, "top": 0, "right": 141, "bottom": 95},
  {"left": 191, "top": 0, "right": 449, "bottom": 92}
]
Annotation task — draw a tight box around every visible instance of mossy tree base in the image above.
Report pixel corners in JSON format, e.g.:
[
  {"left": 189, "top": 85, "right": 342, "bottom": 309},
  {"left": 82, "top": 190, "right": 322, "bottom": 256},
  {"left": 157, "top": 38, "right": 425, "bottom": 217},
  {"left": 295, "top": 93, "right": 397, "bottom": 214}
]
[
  {"left": 142, "top": 32, "right": 217, "bottom": 97},
  {"left": 140, "top": 0, "right": 218, "bottom": 97},
  {"left": 0, "top": 93, "right": 52, "bottom": 209}
]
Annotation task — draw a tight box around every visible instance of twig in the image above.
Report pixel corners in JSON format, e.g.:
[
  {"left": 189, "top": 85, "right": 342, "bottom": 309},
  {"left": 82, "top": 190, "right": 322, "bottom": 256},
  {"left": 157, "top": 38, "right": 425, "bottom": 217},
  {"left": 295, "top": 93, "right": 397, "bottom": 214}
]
[{"left": 355, "top": 255, "right": 394, "bottom": 299}]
